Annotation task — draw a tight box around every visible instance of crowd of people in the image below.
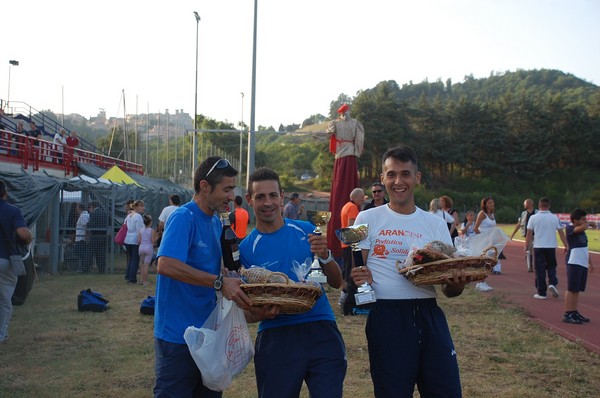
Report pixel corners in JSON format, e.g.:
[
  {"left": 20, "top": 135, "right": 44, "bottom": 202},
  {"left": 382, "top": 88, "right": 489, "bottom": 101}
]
[{"left": 0, "top": 115, "right": 81, "bottom": 164}]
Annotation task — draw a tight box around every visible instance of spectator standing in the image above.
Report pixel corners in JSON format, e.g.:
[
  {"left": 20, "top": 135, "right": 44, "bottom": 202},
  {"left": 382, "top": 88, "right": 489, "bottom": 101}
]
[
  {"left": 526, "top": 197, "right": 568, "bottom": 300},
  {"left": 282, "top": 192, "right": 304, "bottom": 220},
  {"left": 474, "top": 196, "right": 501, "bottom": 281},
  {"left": 363, "top": 182, "right": 388, "bottom": 210},
  {"left": 429, "top": 198, "right": 456, "bottom": 228},
  {"left": 138, "top": 214, "right": 156, "bottom": 286},
  {"left": 14, "top": 122, "right": 26, "bottom": 153},
  {"left": 0, "top": 179, "right": 33, "bottom": 343},
  {"left": 9, "top": 122, "right": 26, "bottom": 156},
  {"left": 340, "top": 187, "right": 365, "bottom": 314},
  {"left": 563, "top": 209, "right": 596, "bottom": 324},
  {"left": 510, "top": 198, "right": 537, "bottom": 272},
  {"left": 65, "top": 130, "right": 79, "bottom": 166},
  {"left": 66, "top": 130, "right": 79, "bottom": 149},
  {"left": 156, "top": 194, "right": 181, "bottom": 247},
  {"left": 229, "top": 195, "right": 249, "bottom": 239},
  {"left": 124, "top": 200, "right": 145, "bottom": 284},
  {"left": 52, "top": 129, "right": 67, "bottom": 164},
  {"left": 351, "top": 145, "right": 467, "bottom": 397},
  {"left": 87, "top": 201, "right": 108, "bottom": 273},
  {"left": 27, "top": 122, "right": 42, "bottom": 147},
  {"left": 74, "top": 203, "right": 91, "bottom": 273},
  {"left": 240, "top": 167, "right": 346, "bottom": 398},
  {"left": 153, "top": 156, "right": 251, "bottom": 397},
  {"left": 326, "top": 103, "right": 364, "bottom": 260},
  {"left": 122, "top": 200, "right": 135, "bottom": 266},
  {"left": 440, "top": 195, "right": 460, "bottom": 242}
]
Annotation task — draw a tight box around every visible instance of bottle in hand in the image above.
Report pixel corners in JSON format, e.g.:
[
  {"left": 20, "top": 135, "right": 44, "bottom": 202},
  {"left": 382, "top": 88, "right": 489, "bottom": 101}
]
[{"left": 221, "top": 213, "right": 241, "bottom": 272}]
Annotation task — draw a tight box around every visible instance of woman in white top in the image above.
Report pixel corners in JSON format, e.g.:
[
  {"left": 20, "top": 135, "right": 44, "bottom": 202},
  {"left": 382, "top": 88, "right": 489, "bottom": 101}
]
[
  {"left": 428, "top": 198, "right": 456, "bottom": 229},
  {"left": 124, "top": 200, "right": 145, "bottom": 283},
  {"left": 474, "top": 197, "right": 500, "bottom": 291}
]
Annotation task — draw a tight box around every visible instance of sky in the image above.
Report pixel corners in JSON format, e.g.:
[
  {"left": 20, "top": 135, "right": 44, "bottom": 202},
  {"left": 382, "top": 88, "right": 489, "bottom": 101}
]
[{"left": 3, "top": 0, "right": 600, "bottom": 129}]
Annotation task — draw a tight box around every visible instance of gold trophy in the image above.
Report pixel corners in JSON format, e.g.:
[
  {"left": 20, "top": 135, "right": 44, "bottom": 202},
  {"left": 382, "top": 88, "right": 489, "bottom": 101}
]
[
  {"left": 306, "top": 210, "right": 331, "bottom": 236},
  {"left": 336, "top": 224, "right": 376, "bottom": 305}
]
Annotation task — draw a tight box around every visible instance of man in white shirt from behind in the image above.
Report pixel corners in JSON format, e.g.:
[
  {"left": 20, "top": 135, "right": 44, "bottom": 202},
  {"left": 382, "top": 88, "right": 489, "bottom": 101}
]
[
  {"left": 525, "top": 197, "right": 568, "bottom": 300},
  {"left": 157, "top": 194, "right": 182, "bottom": 247}
]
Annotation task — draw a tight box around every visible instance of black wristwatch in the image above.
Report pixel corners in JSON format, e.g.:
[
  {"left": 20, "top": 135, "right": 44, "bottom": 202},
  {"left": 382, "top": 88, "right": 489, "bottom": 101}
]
[{"left": 213, "top": 274, "right": 224, "bottom": 291}]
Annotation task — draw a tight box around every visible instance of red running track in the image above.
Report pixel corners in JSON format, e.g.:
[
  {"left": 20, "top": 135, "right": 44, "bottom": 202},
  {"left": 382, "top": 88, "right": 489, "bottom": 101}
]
[{"left": 483, "top": 239, "right": 600, "bottom": 354}]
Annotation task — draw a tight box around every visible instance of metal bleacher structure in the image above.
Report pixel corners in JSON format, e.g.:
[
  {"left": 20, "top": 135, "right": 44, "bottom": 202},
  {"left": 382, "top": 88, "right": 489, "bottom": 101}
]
[{"left": 0, "top": 100, "right": 143, "bottom": 176}]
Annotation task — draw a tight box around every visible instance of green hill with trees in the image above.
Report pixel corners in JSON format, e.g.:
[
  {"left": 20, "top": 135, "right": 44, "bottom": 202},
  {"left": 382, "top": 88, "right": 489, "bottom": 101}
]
[{"left": 94, "top": 68, "right": 600, "bottom": 221}]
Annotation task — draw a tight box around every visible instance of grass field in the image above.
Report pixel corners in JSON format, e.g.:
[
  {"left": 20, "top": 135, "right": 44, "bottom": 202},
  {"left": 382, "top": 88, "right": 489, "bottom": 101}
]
[{"left": 2, "top": 267, "right": 600, "bottom": 397}]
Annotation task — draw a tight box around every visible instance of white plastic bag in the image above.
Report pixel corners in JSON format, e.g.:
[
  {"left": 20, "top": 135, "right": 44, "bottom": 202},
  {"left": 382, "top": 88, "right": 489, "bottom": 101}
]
[
  {"left": 455, "top": 227, "right": 509, "bottom": 257},
  {"left": 184, "top": 298, "right": 254, "bottom": 391}
]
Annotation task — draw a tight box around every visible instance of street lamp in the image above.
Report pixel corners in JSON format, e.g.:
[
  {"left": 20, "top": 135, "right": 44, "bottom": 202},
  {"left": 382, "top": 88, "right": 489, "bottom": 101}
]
[
  {"left": 7, "top": 60, "right": 19, "bottom": 110},
  {"left": 192, "top": 11, "right": 201, "bottom": 177}
]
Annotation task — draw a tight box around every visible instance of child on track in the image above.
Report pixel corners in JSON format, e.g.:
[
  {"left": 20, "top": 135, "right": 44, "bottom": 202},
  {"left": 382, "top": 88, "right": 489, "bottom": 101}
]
[{"left": 563, "top": 209, "right": 596, "bottom": 324}]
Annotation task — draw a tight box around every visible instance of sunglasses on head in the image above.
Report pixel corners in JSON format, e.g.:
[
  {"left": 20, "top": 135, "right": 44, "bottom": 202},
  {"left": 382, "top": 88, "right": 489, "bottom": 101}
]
[{"left": 205, "top": 158, "right": 231, "bottom": 178}]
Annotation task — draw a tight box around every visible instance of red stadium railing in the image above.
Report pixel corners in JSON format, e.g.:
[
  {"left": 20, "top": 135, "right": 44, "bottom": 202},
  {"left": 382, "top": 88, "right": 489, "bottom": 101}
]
[{"left": 0, "top": 129, "right": 143, "bottom": 176}]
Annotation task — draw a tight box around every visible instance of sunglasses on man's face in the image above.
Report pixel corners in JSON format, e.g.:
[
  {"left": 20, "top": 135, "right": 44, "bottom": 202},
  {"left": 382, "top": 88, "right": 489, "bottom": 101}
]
[
  {"left": 372, "top": 190, "right": 383, "bottom": 193},
  {"left": 205, "top": 158, "right": 231, "bottom": 178}
]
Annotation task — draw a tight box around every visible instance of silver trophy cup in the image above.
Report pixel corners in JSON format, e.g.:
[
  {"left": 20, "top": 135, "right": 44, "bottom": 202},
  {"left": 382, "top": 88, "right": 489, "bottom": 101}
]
[{"left": 335, "top": 224, "right": 376, "bottom": 305}]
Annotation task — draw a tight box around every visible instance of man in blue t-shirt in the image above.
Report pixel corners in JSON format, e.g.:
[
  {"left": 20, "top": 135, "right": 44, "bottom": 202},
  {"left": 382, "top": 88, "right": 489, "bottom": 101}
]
[
  {"left": 153, "top": 157, "right": 252, "bottom": 397},
  {"left": 0, "top": 179, "right": 33, "bottom": 343},
  {"left": 239, "top": 167, "right": 346, "bottom": 398}
]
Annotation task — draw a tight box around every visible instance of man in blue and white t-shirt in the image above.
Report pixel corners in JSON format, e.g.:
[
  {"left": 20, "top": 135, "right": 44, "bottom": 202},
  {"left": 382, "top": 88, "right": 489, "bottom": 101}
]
[{"left": 240, "top": 167, "right": 346, "bottom": 398}]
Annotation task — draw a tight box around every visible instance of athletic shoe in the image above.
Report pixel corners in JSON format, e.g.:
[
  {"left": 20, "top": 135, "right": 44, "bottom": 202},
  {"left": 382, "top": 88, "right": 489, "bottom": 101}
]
[
  {"left": 475, "top": 281, "right": 493, "bottom": 292},
  {"left": 533, "top": 294, "right": 547, "bottom": 299},
  {"left": 548, "top": 285, "right": 559, "bottom": 298},
  {"left": 574, "top": 312, "right": 590, "bottom": 322},
  {"left": 563, "top": 313, "right": 583, "bottom": 324}
]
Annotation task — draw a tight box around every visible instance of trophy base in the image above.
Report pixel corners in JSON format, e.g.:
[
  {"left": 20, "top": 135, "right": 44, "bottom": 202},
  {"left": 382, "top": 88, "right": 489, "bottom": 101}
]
[{"left": 355, "top": 289, "right": 376, "bottom": 305}]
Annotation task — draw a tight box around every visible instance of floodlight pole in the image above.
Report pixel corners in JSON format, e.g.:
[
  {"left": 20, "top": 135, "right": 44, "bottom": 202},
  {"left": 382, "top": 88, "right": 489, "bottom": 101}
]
[
  {"left": 192, "top": 11, "right": 201, "bottom": 177},
  {"left": 239, "top": 92, "right": 244, "bottom": 186},
  {"left": 247, "top": 0, "right": 258, "bottom": 189}
]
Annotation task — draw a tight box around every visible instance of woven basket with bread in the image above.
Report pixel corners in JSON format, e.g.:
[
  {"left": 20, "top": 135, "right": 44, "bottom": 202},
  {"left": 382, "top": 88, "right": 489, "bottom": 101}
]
[
  {"left": 397, "top": 241, "right": 498, "bottom": 286},
  {"left": 239, "top": 267, "right": 323, "bottom": 314}
]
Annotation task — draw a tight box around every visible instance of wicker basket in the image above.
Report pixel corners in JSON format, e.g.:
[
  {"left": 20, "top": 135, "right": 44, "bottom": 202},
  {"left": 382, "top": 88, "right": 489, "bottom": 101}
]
[
  {"left": 239, "top": 268, "right": 323, "bottom": 314},
  {"left": 398, "top": 246, "right": 498, "bottom": 286}
]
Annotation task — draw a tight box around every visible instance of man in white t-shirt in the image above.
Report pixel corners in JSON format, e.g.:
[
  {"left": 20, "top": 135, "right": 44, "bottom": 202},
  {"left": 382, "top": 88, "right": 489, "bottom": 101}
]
[
  {"left": 351, "top": 145, "right": 467, "bottom": 397},
  {"left": 156, "top": 194, "right": 181, "bottom": 247},
  {"left": 74, "top": 205, "right": 90, "bottom": 272},
  {"left": 52, "top": 129, "right": 67, "bottom": 164},
  {"left": 525, "top": 197, "right": 568, "bottom": 300}
]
